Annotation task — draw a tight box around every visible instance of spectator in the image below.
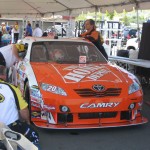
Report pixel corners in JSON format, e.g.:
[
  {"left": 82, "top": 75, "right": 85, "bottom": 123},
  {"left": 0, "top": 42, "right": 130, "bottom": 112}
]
[
  {"left": 11, "top": 21, "right": 20, "bottom": 43},
  {"left": 0, "top": 65, "right": 40, "bottom": 149},
  {"left": 25, "top": 22, "right": 32, "bottom": 36},
  {"left": 79, "top": 19, "right": 108, "bottom": 60},
  {"left": 42, "top": 32, "right": 48, "bottom": 37},
  {"left": 33, "top": 23, "right": 43, "bottom": 37},
  {"left": 1, "top": 22, "right": 7, "bottom": 35}
]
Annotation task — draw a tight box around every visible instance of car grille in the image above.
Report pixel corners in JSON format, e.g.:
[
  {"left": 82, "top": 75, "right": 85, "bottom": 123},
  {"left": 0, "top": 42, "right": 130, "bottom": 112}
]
[
  {"left": 57, "top": 112, "right": 117, "bottom": 123},
  {"left": 78, "top": 112, "right": 117, "bottom": 119},
  {"left": 120, "top": 111, "right": 132, "bottom": 120},
  {"left": 74, "top": 88, "right": 121, "bottom": 97}
]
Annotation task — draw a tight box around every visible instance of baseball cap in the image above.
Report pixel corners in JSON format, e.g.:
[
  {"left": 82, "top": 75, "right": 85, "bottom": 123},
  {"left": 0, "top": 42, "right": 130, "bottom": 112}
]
[
  {"left": 1, "top": 22, "right": 5, "bottom": 25},
  {"left": 15, "top": 40, "right": 25, "bottom": 52}
]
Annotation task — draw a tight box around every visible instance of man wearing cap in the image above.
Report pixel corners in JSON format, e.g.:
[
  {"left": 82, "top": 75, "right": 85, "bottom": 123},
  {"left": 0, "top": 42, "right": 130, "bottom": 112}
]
[
  {"left": 0, "top": 65, "right": 40, "bottom": 149},
  {"left": 0, "top": 43, "right": 23, "bottom": 68},
  {"left": 1, "top": 22, "right": 7, "bottom": 35}
]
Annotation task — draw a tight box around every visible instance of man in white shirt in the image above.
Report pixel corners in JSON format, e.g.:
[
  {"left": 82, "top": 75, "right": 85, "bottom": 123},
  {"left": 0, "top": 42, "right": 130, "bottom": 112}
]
[
  {"left": 0, "top": 43, "right": 22, "bottom": 68},
  {"left": 0, "top": 65, "right": 40, "bottom": 149},
  {"left": 32, "top": 24, "right": 43, "bottom": 37}
]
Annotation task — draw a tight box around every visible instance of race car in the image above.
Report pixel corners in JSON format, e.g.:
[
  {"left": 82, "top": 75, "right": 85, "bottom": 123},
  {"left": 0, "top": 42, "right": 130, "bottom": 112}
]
[{"left": 9, "top": 37, "right": 147, "bottom": 129}]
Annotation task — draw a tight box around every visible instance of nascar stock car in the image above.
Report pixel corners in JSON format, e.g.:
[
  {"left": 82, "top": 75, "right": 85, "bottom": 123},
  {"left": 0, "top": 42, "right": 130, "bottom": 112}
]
[{"left": 9, "top": 37, "right": 147, "bottom": 129}]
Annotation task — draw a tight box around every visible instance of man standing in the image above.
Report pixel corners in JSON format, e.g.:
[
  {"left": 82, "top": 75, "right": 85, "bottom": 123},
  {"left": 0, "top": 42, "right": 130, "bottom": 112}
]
[
  {"left": 11, "top": 21, "right": 20, "bottom": 43},
  {"left": 25, "top": 22, "right": 32, "bottom": 36},
  {"left": 32, "top": 24, "right": 43, "bottom": 37}
]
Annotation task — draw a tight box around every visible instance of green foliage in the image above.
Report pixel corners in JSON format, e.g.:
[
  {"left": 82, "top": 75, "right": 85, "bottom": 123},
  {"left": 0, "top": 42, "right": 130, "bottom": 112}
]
[
  {"left": 121, "top": 15, "right": 130, "bottom": 26},
  {"left": 76, "top": 10, "right": 150, "bottom": 25},
  {"left": 105, "top": 11, "right": 115, "bottom": 20}
]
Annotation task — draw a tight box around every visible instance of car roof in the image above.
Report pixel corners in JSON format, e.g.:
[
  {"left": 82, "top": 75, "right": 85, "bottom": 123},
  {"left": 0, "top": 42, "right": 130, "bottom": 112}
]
[{"left": 22, "top": 37, "right": 90, "bottom": 44}]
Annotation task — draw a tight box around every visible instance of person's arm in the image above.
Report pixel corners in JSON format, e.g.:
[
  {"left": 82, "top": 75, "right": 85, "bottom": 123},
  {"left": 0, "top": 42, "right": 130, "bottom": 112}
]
[
  {"left": 85, "top": 31, "right": 99, "bottom": 42},
  {"left": 79, "top": 31, "right": 99, "bottom": 43},
  {"left": 10, "top": 84, "right": 30, "bottom": 124},
  {"left": 19, "top": 107, "right": 30, "bottom": 125}
]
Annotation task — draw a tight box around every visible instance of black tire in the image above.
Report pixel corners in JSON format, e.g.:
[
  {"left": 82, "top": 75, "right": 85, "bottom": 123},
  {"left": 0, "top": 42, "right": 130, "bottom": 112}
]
[
  {"left": 7, "top": 68, "right": 12, "bottom": 83},
  {"left": 24, "top": 81, "right": 31, "bottom": 121},
  {"left": 24, "top": 81, "right": 30, "bottom": 103}
]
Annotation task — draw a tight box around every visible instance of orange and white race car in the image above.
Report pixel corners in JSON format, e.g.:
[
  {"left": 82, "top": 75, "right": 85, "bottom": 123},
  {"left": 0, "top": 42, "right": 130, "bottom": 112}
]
[{"left": 10, "top": 37, "right": 148, "bottom": 129}]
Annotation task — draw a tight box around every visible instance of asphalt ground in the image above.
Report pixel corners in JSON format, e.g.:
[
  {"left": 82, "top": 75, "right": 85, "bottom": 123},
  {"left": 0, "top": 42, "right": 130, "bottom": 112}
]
[{"left": 37, "top": 85, "right": 150, "bottom": 150}]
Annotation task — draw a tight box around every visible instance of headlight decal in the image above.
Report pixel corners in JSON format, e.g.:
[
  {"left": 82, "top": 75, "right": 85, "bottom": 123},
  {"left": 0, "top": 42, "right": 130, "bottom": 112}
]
[
  {"left": 128, "top": 82, "right": 140, "bottom": 94},
  {"left": 41, "top": 83, "right": 67, "bottom": 96}
]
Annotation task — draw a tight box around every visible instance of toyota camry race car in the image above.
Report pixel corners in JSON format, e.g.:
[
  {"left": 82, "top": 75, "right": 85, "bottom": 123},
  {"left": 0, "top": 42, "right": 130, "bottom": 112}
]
[{"left": 9, "top": 37, "right": 147, "bottom": 129}]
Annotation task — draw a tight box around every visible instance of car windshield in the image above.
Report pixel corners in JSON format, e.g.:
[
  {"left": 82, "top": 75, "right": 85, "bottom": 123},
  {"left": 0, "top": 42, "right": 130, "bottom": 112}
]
[{"left": 30, "top": 41, "right": 107, "bottom": 64}]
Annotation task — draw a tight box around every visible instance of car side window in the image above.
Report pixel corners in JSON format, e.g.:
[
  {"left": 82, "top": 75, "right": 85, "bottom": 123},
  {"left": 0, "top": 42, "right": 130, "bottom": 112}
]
[{"left": 30, "top": 45, "right": 47, "bottom": 62}]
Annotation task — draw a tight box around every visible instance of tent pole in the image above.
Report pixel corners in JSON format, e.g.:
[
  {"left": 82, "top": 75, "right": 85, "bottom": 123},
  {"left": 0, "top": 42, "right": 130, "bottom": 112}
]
[
  {"left": 95, "top": 6, "right": 98, "bottom": 23},
  {"left": 136, "top": 3, "right": 140, "bottom": 40}
]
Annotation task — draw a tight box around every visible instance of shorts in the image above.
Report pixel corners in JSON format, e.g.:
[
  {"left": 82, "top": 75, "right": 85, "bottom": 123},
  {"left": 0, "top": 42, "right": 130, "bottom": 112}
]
[{"left": 0, "top": 52, "right": 6, "bottom": 66}]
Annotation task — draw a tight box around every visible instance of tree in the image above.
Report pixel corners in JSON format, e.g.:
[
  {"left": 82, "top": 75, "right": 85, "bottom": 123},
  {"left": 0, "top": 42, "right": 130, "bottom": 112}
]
[{"left": 105, "top": 11, "right": 115, "bottom": 20}]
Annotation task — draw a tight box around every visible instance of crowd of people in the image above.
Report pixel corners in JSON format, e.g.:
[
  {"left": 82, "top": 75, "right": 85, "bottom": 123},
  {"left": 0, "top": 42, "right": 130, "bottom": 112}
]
[{"left": 0, "top": 21, "right": 44, "bottom": 46}]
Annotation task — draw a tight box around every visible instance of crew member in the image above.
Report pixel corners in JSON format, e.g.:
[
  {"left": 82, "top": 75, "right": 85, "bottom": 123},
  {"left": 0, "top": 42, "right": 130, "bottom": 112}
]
[
  {"left": 0, "top": 43, "right": 22, "bottom": 68},
  {"left": 79, "top": 19, "right": 108, "bottom": 60},
  {"left": 0, "top": 65, "right": 40, "bottom": 149}
]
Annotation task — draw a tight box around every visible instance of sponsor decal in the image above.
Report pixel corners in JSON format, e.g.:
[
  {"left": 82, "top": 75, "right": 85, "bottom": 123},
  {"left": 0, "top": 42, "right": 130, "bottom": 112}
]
[
  {"left": 30, "top": 87, "right": 41, "bottom": 98},
  {"left": 47, "top": 112, "right": 56, "bottom": 124},
  {"left": 41, "top": 83, "right": 57, "bottom": 92},
  {"left": 0, "top": 94, "right": 5, "bottom": 103},
  {"left": 31, "top": 101, "right": 41, "bottom": 108},
  {"left": 41, "top": 111, "right": 47, "bottom": 120},
  {"left": 31, "top": 85, "right": 39, "bottom": 89},
  {"left": 64, "top": 65, "right": 110, "bottom": 82},
  {"left": 19, "top": 64, "right": 26, "bottom": 72},
  {"left": 43, "top": 104, "right": 55, "bottom": 111},
  {"left": 31, "top": 97, "right": 41, "bottom": 103},
  {"left": 80, "top": 102, "right": 120, "bottom": 108},
  {"left": 31, "top": 111, "right": 41, "bottom": 118},
  {"left": 79, "top": 56, "right": 87, "bottom": 63},
  {"left": 87, "top": 69, "right": 110, "bottom": 81}
]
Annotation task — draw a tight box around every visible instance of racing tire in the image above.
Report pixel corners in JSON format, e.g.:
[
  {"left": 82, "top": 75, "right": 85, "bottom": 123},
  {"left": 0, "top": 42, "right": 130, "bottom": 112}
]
[{"left": 24, "top": 81, "right": 32, "bottom": 121}]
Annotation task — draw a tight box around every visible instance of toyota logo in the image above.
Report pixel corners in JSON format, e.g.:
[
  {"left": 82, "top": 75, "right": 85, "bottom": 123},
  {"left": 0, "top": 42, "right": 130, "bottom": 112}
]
[{"left": 92, "top": 85, "right": 105, "bottom": 91}]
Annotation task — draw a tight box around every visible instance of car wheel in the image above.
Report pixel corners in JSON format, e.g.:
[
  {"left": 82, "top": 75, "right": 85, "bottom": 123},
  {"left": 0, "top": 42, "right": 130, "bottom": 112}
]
[
  {"left": 24, "top": 81, "right": 31, "bottom": 121},
  {"left": 7, "top": 69, "right": 12, "bottom": 83}
]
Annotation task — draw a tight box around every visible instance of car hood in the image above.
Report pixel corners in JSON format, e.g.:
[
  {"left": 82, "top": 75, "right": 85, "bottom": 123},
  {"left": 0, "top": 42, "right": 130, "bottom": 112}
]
[{"left": 30, "top": 62, "right": 131, "bottom": 86}]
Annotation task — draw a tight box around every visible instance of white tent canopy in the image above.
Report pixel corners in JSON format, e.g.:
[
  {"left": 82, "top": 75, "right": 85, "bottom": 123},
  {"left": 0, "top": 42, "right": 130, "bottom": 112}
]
[{"left": 0, "top": 0, "right": 149, "bottom": 18}]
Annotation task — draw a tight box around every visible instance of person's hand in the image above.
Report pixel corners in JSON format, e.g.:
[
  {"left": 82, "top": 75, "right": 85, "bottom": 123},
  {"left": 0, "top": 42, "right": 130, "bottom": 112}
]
[
  {"left": 85, "top": 35, "right": 91, "bottom": 38},
  {"left": 18, "top": 57, "right": 23, "bottom": 61}
]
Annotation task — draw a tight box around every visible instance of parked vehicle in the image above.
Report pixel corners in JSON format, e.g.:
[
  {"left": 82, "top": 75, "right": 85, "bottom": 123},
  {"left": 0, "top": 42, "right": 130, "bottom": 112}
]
[
  {"left": 9, "top": 37, "right": 147, "bottom": 129},
  {"left": 126, "top": 38, "right": 139, "bottom": 50}
]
